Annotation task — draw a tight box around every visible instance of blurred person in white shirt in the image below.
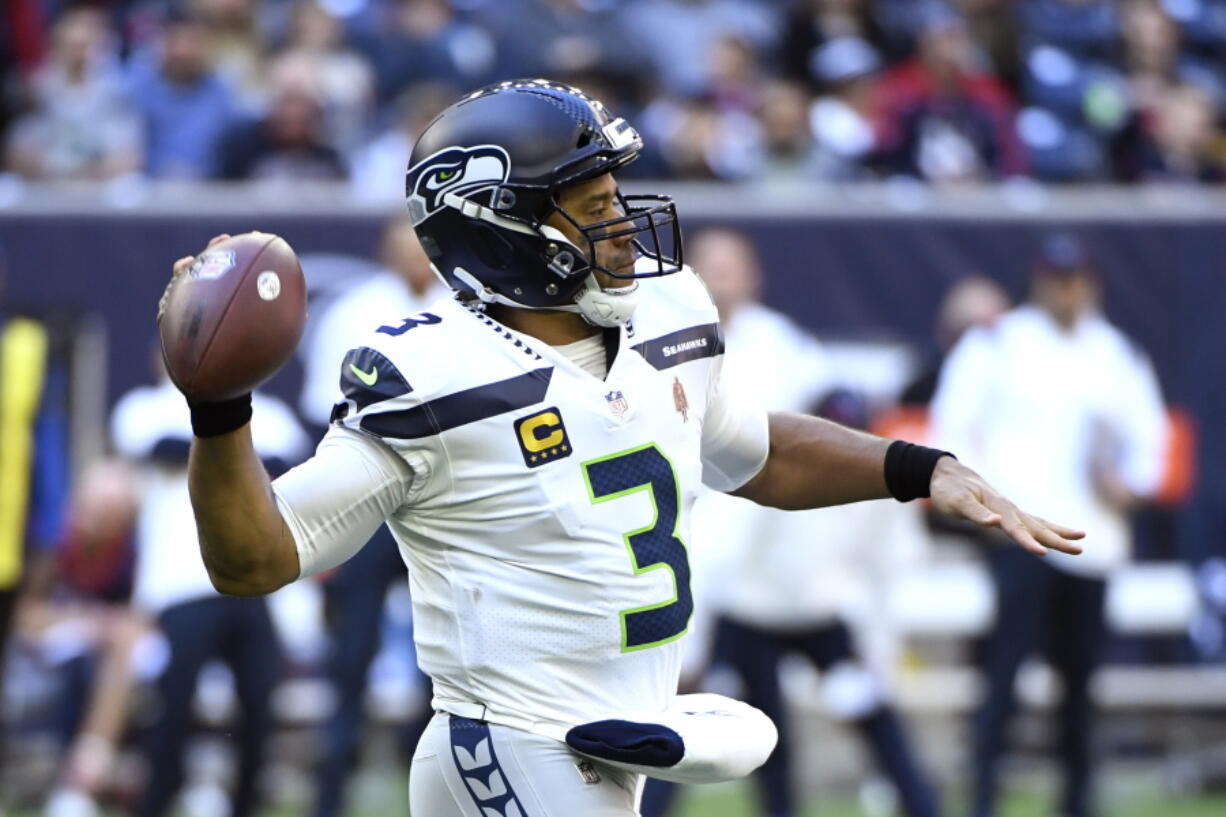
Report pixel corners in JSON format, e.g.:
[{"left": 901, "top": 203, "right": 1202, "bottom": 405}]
[{"left": 931, "top": 232, "right": 1169, "bottom": 817}]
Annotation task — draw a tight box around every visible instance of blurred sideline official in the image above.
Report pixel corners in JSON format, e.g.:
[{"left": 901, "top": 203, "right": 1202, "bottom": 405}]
[
  {"left": 932, "top": 234, "right": 1169, "bottom": 817},
  {"left": 297, "top": 217, "right": 443, "bottom": 817},
  {"left": 111, "top": 370, "right": 308, "bottom": 817}
]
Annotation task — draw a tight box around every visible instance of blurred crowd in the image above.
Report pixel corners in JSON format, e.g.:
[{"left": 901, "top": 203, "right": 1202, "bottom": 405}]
[{"left": 4, "top": 0, "right": 1226, "bottom": 196}]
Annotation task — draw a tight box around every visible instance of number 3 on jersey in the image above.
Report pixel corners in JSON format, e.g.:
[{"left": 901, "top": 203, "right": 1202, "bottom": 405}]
[{"left": 583, "top": 444, "right": 693, "bottom": 652}]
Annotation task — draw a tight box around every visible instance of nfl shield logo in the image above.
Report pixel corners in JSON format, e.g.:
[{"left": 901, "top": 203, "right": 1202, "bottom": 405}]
[
  {"left": 605, "top": 390, "right": 629, "bottom": 417},
  {"left": 192, "top": 250, "right": 236, "bottom": 280}
]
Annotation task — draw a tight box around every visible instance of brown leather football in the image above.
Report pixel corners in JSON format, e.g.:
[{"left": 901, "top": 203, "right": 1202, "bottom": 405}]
[{"left": 158, "top": 232, "right": 306, "bottom": 401}]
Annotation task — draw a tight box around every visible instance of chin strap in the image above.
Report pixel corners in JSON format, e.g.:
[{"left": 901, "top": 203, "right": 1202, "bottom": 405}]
[{"left": 567, "top": 274, "right": 640, "bottom": 327}]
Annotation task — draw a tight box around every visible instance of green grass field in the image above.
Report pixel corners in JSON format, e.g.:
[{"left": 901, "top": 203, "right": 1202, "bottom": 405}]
[
  {"left": 13, "top": 787, "right": 1226, "bottom": 817},
  {"left": 668, "top": 784, "right": 1226, "bottom": 817}
]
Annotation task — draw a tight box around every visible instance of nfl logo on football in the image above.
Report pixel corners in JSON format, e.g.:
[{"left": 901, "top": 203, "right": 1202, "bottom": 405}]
[
  {"left": 192, "top": 250, "right": 237, "bottom": 280},
  {"left": 604, "top": 390, "right": 629, "bottom": 417}
]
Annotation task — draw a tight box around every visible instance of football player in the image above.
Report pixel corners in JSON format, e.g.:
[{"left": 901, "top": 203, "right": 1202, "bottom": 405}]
[{"left": 168, "top": 80, "right": 1084, "bottom": 816}]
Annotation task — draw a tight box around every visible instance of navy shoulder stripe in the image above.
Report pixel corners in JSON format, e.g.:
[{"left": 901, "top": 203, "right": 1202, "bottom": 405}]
[
  {"left": 339, "top": 346, "right": 412, "bottom": 412},
  {"left": 632, "top": 323, "right": 724, "bottom": 370},
  {"left": 360, "top": 367, "right": 553, "bottom": 439}
]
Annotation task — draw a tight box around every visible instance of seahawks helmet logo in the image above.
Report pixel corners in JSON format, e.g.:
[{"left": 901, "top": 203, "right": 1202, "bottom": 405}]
[{"left": 406, "top": 144, "right": 511, "bottom": 226}]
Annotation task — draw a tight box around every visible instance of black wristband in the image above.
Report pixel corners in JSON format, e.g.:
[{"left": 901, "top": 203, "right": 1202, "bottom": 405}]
[
  {"left": 884, "top": 440, "right": 954, "bottom": 502},
  {"left": 189, "top": 393, "right": 252, "bottom": 438}
]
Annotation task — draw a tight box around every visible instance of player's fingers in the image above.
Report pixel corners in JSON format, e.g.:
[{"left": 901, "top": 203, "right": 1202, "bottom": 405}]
[
  {"left": 1030, "top": 517, "right": 1085, "bottom": 555},
  {"left": 206, "top": 233, "right": 232, "bottom": 247},
  {"left": 999, "top": 512, "right": 1048, "bottom": 556},
  {"left": 1032, "top": 515, "right": 1086, "bottom": 541},
  {"left": 172, "top": 255, "right": 195, "bottom": 276}
]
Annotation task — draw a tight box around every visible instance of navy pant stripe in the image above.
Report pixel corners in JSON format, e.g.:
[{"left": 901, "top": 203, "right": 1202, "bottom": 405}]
[{"left": 448, "top": 716, "right": 530, "bottom": 817}]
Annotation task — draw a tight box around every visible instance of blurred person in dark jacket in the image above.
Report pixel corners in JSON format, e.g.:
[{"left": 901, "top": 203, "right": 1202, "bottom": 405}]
[
  {"left": 874, "top": 4, "right": 1025, "bottom": 183},
  {"left": 215, "top": 55, "right": 346, "bottom": 180}
]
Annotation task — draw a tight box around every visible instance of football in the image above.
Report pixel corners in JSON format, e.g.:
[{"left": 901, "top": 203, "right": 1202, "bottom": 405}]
[{"left": 158, "top": 231, "right": 306, "bottom": 401}]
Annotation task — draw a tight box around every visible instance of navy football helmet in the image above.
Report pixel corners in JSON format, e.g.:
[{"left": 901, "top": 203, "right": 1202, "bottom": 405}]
[{"left": 405, "top": 79, "right": 683, "bottom": 326}]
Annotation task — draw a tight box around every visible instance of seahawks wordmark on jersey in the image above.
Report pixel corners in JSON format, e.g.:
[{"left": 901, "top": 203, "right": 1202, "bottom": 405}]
[{"left": 323, "top": 265, "right": 758, "bottom": 732}]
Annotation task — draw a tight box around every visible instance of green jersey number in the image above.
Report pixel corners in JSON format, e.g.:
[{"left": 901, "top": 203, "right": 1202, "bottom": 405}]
[{"left": 583, "top": 443, "right": 692, "bottom": 652}]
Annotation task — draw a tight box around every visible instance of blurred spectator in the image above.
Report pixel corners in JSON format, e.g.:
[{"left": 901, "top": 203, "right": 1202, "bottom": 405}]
[
  {"left": 755, "top": 81, "right": 823, "bottom": 181},
  {"left": 1107, "top": 1, "right": 1226, "bottom": 182},
  {"left": 358, "top": 0, "right": 498, "bottom": 104},
  {"left": 215, "top": 55, "right": 346, "bottom": 180},
  {"left": 875, "top": 5, "right": 1025, "bottom": 183},
  {"left": 808, "top": 36, "right": 884, "bottom": 179},
  {"left": 280, "top": 0, "right": 374, "bottom": 153},
  {"left": 931, "top": 233, "right": 1169, "bottom": 817},
  {"left": 189, "top": 0, "right": 267, "bottom": 112},
  {"left": 474, "top": 0, "right": 632, "bottom": 80},
  {"left": 349, "top": 80, "right": 458, "bottom": 203},
  {"left": 707, "top": 35, "right": 764, "bottom": 115},
  {"left": 111, "top": 368, "right": 309, "bottom": 817},
  {"left": 640, "top": 96, "right": 760, "bottom": 180},
  {"left": 1, "top": 0, "right": 1224, "bottom": 188},
  {"left": 618, "top": 0, "right": 780, "bottom": 97},
  {"left": 22, "top": 460, "right": 151, "bottom": 817},
  {"left": 127, "top": 8, "right": 235, "bottom": 179},
  {"left": 297, "top": 217, "right": 443, "bottom": 817},
  {"left": 780, "top": 0, "right": 887, "bottom": 92},
  {"left": 900, "top": 274, "right": 1011, "bottom": 406},
  {"left": 4, "top": 7, "right": 142, "bottom": 180},
  {"left": 1113, "top": 81, "right": 1226, "bottom": 182},
  {"left": 951, "top": 0, "right": 1019, "bottom": 89}
]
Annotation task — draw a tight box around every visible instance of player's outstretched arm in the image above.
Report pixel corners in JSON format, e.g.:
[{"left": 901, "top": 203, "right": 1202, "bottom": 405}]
[
  {"left": 189, "top": 426, "right": 300, "bottom": 596},
  {"left": 733, "top": 411, "right": 1085, "bottom": 556}
]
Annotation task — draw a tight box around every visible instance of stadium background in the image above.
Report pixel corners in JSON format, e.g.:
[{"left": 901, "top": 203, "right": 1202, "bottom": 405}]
[{"left": 3, "top": 0, "right": 1226, "bottom": 815}]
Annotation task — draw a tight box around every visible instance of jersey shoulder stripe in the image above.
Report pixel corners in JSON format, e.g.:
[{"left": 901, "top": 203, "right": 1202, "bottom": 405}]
[
  {"left": 632, "top": 322, "right": 724, "bottom": 370},
  {"left": 358, "top": 366, "right": 554, "bottom": 439}
]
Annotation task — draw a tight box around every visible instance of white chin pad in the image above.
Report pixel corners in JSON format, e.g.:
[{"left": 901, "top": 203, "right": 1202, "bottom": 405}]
[
  {"left": 564, "top": 693, "right": 778, "bottom": 784},
  {"left": 573, "top": 274, "right": 640, "bottom": 327}
]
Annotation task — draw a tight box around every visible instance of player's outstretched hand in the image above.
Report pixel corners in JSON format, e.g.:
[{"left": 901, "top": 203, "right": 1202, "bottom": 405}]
[{"left": 928, "top": 456, "right": 1085, "bottom": 556}]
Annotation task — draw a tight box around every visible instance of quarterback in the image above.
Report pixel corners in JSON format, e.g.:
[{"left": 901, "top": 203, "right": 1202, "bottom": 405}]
[{"left": 172, "top": 80, "right": 1083, "bottom": 816}]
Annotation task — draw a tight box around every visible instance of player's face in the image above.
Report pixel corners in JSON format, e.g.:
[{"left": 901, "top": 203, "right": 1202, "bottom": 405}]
[{"left": 548, "top": 174, "right": 638, "bottom": 289}]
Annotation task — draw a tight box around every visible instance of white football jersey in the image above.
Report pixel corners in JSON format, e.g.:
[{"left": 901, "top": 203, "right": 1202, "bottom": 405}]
[{"left": 295, "top": 267, "right": 766, "bottom": 731}]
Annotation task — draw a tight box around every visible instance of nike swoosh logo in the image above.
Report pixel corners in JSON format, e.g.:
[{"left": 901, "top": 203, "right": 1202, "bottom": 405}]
[{"left": 349, "top": 363, "right": 378, "bottom": 386}]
